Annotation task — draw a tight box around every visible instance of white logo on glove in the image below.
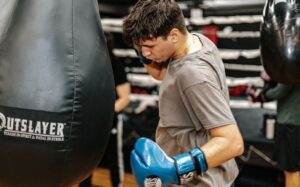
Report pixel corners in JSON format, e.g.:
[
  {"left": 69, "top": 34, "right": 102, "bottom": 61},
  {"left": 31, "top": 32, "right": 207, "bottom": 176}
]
[
  {"left": 180, "top": 172, "right": 194, "bottom": 184},
  {"left": 144, "top": 176, "right": 162, "bottom": 187}
]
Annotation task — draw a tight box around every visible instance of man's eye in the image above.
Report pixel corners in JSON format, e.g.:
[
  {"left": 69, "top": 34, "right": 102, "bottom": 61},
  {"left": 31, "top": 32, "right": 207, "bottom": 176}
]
[{"left": 143, "top": 45, "right": 154, "bottom": 48}]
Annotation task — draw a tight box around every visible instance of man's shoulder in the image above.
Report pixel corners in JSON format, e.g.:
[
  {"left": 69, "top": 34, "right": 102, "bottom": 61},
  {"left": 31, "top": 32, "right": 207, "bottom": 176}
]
[{"left": 174, "top": 62, "right": 218, "bottom": 91}]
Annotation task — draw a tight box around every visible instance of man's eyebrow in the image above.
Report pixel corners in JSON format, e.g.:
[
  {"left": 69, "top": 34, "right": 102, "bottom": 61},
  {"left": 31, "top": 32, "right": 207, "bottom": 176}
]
[{"left": 141, "top": 44, "right": 154, "bottom": 48}]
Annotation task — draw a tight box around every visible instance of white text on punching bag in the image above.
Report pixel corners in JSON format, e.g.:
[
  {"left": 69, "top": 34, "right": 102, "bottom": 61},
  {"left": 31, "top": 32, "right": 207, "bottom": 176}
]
[{"left": 0, "top": 112, "right": 65, "bottom": 142}]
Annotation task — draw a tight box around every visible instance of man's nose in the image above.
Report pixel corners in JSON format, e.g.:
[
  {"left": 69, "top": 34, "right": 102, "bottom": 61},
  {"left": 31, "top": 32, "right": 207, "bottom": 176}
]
[{"left": 142, "top": 49, "right": 151, "bottom": 58}]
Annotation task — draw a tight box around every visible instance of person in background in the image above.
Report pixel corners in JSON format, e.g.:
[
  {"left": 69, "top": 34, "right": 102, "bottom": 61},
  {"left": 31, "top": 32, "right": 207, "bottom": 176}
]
[
  {"left": 122, "top": 0, "right": 244, "bottom": 186},
  {"left": 247, "top": 74, "right": 300, "bottom": 187},
  {"left": 80, "top": 32, "right": 131, "bottom": 187}
]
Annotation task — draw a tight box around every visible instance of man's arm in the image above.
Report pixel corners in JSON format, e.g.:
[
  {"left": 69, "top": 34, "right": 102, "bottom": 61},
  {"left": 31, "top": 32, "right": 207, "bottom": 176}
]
[
  {"left": 201, "top": 124, "right": 244, "bottom": 168},
  {"left": 143, "top": 61, "right": 168, "bottom": 81},
  {"left": 264, "top": 83, "right": 293, "bottom": 100},
  {"left": 181, "top": 82, "right": 244, "bottom": 167},
  {"left": 130, "top": 124, "right": 244, "bottom": 186},
  {"left": 130, "top": 125, "right": 243, "bottom": 187},
  {"left": 114, "top": 82, "right": 131, "bottom": 113}
]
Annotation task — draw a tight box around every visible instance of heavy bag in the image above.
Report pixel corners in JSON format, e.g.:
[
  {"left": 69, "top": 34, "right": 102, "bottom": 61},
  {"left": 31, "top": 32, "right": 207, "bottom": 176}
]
[
  {"left": 0, "top": 0, "right": 115, "bottom": 187},
  {"left": 261, "top": 0, "right": 300, "bottom": 84}
]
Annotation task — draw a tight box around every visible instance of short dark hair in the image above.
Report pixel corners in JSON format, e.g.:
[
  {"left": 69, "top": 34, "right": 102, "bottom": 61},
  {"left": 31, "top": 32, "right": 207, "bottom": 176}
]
[{"left": 123, "top": 0, "right": 187, "bottom": 46}]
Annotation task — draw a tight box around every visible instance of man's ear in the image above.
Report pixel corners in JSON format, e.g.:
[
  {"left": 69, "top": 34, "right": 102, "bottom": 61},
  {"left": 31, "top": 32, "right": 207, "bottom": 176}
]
[{"left": 168, "top": 28, "right": 180, "bottom": 43}]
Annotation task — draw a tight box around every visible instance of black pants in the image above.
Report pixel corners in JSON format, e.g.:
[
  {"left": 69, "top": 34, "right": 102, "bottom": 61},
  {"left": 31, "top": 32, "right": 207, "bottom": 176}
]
[
  {"left": 273, "top": 123, "right": 300, "bottom": 171},
  {"left": 80, "top": 115, "right": 124, "bottom": 187},
  {"left": 103, "top": 130, "right": 123, "bottom": 187},
  {"left": 79, "top": 175, "right": 92, "bottom": 187}
]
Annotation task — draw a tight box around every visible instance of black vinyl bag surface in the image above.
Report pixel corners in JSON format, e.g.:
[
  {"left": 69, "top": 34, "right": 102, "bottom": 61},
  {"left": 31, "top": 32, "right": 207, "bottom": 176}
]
[
  {"left": 0, "top": 0, "right": 115, "bottom": 186},
  {"left": 261, "top": 0, "right": 300, "bottom": 84}
]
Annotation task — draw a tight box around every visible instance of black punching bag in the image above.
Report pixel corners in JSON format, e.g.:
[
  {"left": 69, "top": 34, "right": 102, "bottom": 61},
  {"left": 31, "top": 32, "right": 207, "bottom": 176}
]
[
  {"left": 261, "top": 0, "right": 300, "bottom": 84},
  {"left": 0, "top": 0, "right": 115, "bottom": 187}
]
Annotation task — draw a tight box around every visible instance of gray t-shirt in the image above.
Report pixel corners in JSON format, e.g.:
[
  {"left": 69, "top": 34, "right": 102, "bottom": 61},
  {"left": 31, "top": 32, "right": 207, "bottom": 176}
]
[{"left": 156, "top": 33, "right": 239, "bottom": 187}]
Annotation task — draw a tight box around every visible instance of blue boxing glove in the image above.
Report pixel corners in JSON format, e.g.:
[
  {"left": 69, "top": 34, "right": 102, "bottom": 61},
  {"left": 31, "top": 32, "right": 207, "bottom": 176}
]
[
  {"left": 134, "top": 48, "right": 152, "bottom": 65},
  {"left": 131, "top": 137, "right": 207, "bottom": 187}
]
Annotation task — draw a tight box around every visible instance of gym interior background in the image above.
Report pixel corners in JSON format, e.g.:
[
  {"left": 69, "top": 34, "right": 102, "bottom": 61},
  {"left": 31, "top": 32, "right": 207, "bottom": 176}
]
[{"left": 98, "top": 0, "right": 283, "bottom": 186}]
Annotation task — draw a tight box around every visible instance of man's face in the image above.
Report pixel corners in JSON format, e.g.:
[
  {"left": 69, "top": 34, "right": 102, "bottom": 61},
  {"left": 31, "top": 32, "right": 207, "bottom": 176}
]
[{"left": 137, "top": 35, "right": 174, "bottom": 63}]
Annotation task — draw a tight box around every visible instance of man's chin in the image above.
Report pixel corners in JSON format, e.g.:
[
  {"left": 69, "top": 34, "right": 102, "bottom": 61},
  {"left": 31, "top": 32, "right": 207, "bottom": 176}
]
[
  {"left": 154, "top": 59, "right": 165, "bottom": 63},
  {"left": 158, "top": 58, "right": 171, "bottom": 63},
  {"left": 152, "top": 58, "right": 170, "bottom": 63}
]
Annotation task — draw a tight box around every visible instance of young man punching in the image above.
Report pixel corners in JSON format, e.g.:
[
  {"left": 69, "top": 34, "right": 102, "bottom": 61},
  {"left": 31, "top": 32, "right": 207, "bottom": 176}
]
[{"left": 123, "top": 0, "right": 244, "bottom": 186}]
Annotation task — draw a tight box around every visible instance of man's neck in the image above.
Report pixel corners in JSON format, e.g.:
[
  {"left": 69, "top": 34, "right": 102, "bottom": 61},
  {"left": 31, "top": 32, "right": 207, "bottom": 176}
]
[{"left": 173, "top": 33, "right": 196, "bottom": 60}]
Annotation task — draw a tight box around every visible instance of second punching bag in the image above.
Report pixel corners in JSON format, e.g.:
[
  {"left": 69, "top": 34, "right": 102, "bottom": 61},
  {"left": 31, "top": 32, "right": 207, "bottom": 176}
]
[
  {"left": 0, "top": 0, "right": 115, "bottom": 187},
  {"left": 261, "top": 0, "right": 300, "bottom": 84}
]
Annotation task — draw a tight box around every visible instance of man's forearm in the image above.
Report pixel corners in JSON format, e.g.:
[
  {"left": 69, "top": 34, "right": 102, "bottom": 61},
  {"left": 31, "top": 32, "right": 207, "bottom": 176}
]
[
  {"left": 144, "top": 61, "right": 167, "bottom": 80},
  {"left": 265, "top": 84, "right": 293, "bottom": 100},
  {"left": 201, "top": 125, "right": 244, "bottom": 168}
]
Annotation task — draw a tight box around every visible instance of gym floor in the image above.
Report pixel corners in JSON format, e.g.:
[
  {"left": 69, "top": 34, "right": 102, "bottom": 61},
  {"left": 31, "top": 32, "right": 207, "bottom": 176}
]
[{"left": 73, "top": 168, "right": 138, "bottom": 187}]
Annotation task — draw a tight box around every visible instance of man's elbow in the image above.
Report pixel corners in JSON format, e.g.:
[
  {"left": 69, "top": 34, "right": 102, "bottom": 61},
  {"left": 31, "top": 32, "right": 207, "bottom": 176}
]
[
  {"left": 233, "top": 136, "right": 244, "bottom": 156},
  {"left": 229, "top": 125, "right": 244, "bottom": 156}
]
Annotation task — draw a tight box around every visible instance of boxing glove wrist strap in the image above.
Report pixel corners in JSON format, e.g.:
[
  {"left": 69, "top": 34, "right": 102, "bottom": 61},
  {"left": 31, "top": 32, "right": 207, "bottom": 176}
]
[
  {"left": 173, "top": 152, "right": 197, "bottom": 184},
  {"left": 190, "top": 147, "right": 208, "bottom": 174},
  {"left": 172, "top": 147, "right": 208, "bottom": 184}
]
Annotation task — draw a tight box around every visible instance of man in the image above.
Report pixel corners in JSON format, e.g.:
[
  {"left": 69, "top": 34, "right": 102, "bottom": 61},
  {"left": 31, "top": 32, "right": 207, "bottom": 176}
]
[
  {"left": 122, "top": 0, "right": 244, "bottom": 186},
  {"left": 248, "top": 82, "right": 300, "bottom": 187}
]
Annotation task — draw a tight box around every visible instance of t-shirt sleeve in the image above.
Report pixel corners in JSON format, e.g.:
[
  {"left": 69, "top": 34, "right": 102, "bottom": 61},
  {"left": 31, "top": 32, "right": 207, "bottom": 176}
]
[
  {"left": 111, "top": 61, "right": 128, "bottom": 86},
  {"left": 183, "top": 82, "right": 236, "bottom": 130},
  {"left": 265, "top": 83, "right": 293, "bottom": 100}
]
